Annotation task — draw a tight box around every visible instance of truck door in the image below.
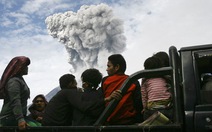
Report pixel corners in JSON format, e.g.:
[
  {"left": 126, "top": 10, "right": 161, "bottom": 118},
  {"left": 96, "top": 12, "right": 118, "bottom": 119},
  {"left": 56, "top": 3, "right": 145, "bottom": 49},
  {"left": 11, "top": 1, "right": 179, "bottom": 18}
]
[{"left": 193, "top": 50, "right": 212, "bottom": 132}]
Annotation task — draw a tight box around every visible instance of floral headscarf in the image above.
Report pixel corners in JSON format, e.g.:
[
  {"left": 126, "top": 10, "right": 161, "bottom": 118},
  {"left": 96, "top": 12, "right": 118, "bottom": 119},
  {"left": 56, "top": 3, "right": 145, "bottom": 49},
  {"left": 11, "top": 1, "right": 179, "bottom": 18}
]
[{"left": 0, "top": 56, "right": 30, "bottom": 98}]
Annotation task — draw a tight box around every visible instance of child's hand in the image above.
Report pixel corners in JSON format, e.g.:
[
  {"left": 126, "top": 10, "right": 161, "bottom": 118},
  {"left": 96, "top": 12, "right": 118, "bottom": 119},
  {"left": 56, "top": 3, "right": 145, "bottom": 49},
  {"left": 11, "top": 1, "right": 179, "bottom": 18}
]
[{"left": 105, "top": 90, "right": 122, "bottom": 102}]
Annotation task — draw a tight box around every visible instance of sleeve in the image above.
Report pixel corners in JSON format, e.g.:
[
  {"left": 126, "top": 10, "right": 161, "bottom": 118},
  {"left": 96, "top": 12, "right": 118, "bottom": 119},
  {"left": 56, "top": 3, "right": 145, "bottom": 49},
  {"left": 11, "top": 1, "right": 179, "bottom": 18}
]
[
  {"left": 7, "top": 79, "right": 25, "bottom": 123},
  {"left": 84, "top": 89, "right": 105, "bottom": 117},
  {"left": 66, "top": 89, "right": 105, "bottom": 117}
]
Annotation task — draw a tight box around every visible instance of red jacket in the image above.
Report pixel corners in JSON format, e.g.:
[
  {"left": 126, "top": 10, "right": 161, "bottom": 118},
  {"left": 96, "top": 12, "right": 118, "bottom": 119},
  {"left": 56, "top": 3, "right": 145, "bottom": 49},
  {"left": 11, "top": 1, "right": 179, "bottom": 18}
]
[{"left": 102, "top": 74, "right": 138, "bottom": 124}]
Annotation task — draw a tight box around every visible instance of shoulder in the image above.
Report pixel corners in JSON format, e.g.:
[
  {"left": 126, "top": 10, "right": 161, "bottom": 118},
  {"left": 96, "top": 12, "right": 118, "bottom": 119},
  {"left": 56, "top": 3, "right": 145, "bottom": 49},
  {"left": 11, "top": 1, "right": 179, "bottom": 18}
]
[
  {"left": 7, "top": 77, "right": 23, "bottom": 85},
  {"left": 102, "top": 76, "right": 109, "bottom": 81},
  {"left": 146, "top": 78, "right": 167, "bottom": 85},
  {"left": 8, "top": 77, "right": 24, "bottom": 83},
  {"left": 57, "top": 89, "right": 78, "bottom": 95},
  {"left": 8, "top": 77, "right": 21, "bottom": 81},
  {"left": 103, "top": 74, "right": 128, "bottom": 81}
]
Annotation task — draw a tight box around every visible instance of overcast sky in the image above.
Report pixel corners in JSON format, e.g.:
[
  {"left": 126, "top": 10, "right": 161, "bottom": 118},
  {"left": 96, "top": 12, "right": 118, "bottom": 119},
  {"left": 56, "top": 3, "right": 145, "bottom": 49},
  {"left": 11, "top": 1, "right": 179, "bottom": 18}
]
[{"left": 1, "top": 0, "right": 212, "bottom": 108}]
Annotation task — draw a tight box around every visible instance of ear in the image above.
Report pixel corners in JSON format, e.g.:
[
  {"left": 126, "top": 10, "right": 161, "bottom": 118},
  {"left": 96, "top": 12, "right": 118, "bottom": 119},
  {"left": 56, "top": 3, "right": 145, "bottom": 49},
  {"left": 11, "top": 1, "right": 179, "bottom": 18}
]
[{"left": 114, "top": 64, "right": 120, "bottom": 72}]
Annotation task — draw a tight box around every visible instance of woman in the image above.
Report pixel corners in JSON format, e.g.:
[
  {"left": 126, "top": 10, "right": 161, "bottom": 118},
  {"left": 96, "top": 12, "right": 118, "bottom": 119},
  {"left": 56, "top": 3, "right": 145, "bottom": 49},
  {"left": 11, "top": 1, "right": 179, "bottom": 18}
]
[
  {"left": 0, "top": 56, "right": 32, "bottom": 130},
  {"left": 28, "top": 94, "right": 48, "bottom": 123}
]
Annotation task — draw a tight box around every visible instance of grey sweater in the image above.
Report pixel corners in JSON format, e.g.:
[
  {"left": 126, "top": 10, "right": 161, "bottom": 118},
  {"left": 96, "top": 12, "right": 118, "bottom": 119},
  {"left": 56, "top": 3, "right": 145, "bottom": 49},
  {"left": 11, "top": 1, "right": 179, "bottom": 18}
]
[{"left": 0, "top": 76, "right": 30, "bottom": 123}]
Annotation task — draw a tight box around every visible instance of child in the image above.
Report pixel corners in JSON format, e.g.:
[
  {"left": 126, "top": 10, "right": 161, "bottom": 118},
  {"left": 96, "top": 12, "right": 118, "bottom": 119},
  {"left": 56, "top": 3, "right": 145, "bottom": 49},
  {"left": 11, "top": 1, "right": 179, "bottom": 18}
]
[
  {"left": 72, "top": 68, "right": 104, "bottom": 125},
  {"left": 153, "top": 51, "right": 170, "bottom": 67},
  {"left": 141, "top": 56, "right": 172, "bottom": 120}
]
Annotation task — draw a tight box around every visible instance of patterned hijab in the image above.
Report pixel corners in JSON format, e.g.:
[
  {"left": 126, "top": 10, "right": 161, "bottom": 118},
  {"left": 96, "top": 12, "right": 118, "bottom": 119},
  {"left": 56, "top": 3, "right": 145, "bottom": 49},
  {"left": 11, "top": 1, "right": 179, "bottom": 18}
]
[
  {"left": 32, "top": 94, "right": 48, "bottom": 106},
  {"left": 0, "top": 56, "right": 30, "bottom": 98}
]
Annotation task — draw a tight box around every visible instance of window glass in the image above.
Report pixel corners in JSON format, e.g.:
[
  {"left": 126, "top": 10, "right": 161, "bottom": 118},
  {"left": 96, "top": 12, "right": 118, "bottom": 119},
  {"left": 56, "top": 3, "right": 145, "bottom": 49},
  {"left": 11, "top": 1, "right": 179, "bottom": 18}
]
[{"left": 194, "top": 50, "right": 212, "bottom": 104}]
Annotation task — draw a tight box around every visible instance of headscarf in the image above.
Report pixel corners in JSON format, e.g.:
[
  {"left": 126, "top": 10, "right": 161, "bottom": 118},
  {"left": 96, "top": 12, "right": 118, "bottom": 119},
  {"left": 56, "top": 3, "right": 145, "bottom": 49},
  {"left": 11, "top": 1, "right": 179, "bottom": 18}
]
[
  {"left": 0, "top": 56, "right": 30, "bottom": 98},
  {"left": 32, "top": 94, "right": 48, "bottom": 105}
]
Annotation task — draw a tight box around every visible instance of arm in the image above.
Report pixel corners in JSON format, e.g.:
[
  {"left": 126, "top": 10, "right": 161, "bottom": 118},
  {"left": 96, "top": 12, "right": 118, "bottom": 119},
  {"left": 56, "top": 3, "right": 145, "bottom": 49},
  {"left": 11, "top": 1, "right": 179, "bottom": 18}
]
[
  {"left": 65, "top": 89, "right": 105, "bottom": 116},
  {"left": 7, "top": 79, "right": 27, "bottom": 130},
  {"left": 66, "top": 89, "right": 122, "bottom": 116}
]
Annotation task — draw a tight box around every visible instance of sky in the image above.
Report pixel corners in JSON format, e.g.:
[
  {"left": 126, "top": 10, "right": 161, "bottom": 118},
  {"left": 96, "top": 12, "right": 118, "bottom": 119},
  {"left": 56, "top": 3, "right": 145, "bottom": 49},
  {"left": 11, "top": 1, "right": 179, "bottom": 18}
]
[{"left": 1, "top": 0, "right": 212, "bottom": 108}]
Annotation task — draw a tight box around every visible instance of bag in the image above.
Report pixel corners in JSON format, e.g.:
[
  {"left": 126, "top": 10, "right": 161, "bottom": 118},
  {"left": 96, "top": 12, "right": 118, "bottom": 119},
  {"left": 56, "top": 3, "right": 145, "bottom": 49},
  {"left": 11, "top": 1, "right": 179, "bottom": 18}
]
[{"left": 138, "top": 111, "right": 171, "bottom": 126}]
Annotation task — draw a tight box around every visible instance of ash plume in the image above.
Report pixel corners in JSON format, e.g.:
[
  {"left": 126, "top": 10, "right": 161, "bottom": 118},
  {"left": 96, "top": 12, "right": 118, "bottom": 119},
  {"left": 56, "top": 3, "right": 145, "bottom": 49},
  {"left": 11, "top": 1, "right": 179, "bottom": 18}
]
[{"left": 45, "top": 3, "right": 126, "bottom": 72}]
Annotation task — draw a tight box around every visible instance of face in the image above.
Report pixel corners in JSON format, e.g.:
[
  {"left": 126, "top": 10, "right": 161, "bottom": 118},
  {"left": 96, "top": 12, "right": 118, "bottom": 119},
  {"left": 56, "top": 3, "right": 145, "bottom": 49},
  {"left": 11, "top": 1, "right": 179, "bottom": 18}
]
[
  {"left": 34, "top": 97, "right": 45, "bottom": 111},
  {"left": 20, "top": 66, "right": 28, "bottom": 75},
  {"left": 106, "top": 61, "right": 118, "bottom": 76}
]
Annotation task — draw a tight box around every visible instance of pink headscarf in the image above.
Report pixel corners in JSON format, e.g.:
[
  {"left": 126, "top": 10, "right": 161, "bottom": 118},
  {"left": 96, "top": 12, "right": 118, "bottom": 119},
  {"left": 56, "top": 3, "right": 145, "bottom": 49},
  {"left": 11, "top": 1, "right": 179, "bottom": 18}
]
[{"left": 0, "top": 56, "right": 30, "bottom": 98}]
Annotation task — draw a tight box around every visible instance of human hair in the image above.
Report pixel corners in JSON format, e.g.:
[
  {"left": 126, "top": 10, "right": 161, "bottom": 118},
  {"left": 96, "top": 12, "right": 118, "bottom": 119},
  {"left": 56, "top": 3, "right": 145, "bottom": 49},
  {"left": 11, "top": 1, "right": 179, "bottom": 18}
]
[
  {"left": 144, "top": 56, "right": 162, "bottom": 69},
  {"left": 108, "top": 54, "right": 126, "bottom": 73},
  {"left": 153, "top": 51, "right": 170, "bottom": 67},
  {"left": 81, "top": 68, "right": 102, "bottom": 89},
  {"left": 59, "top": 74, "right": 75, "bottom": 89}
]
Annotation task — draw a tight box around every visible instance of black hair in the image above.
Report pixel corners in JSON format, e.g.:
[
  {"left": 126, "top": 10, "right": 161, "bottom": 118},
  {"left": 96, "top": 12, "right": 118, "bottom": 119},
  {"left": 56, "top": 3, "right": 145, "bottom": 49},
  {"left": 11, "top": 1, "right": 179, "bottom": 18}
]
[
  {"left": 144, "top": 56, "right": 162, "bottom": 69},
  {"left": 81, "top": 68, "right": 102, "bottom": 89},
  {"left": 108, "top": 54, "right": 126, "bottom": 73},
  {"left": 59, "top": 74, "right": 75, "bottom": 89},
  {"left": 153, "top": 51, "right": 170, "bottom": 67}
]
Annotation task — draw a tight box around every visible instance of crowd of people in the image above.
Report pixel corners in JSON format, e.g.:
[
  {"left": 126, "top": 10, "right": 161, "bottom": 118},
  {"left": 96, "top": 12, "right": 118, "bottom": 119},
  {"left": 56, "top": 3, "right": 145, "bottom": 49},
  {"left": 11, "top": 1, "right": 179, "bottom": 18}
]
[{"left": 0, "top": 52, "right": 173, "bottom": 130}]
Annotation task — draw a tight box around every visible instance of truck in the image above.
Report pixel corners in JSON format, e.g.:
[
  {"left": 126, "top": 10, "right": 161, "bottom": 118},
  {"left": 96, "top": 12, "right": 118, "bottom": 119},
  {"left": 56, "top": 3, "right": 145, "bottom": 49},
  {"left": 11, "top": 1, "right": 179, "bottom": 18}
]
[{"left": 1, "top": 44, "right": 212, "bottom": 132}]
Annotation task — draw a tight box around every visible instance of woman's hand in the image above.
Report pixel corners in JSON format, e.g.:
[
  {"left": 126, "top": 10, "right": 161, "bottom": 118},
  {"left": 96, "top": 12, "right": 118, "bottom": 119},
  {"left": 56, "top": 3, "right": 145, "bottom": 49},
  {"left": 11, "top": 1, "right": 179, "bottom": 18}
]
[{"left": 36, "top": 116, "right": 43, "bottom": 121}]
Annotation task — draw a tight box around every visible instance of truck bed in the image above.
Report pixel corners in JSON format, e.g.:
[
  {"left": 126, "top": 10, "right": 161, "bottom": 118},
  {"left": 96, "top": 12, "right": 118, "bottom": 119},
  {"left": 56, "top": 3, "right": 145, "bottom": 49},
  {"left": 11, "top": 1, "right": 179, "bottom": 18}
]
[{"left": 0, "top": 124, "right": 182, "bottom": 132}]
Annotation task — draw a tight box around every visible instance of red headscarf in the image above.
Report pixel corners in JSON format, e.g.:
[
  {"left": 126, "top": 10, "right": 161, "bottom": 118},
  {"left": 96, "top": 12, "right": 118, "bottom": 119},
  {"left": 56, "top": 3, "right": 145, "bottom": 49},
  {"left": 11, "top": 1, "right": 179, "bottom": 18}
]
[{"left": 0, "top": 56, "right": 30, "bottom": 98}]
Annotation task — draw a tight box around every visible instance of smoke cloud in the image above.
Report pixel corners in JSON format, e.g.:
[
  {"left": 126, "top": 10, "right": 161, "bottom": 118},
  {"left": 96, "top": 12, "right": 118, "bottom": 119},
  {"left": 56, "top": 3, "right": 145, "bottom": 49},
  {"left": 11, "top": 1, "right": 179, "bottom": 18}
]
[{"left": 45, "top": 3, "right": 126, "bottom": 72}]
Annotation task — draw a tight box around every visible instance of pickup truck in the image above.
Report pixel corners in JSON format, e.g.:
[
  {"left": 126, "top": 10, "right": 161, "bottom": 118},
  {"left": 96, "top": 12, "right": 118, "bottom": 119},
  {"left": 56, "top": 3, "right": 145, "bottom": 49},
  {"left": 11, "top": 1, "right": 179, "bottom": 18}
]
[{"left": 1, "top": 44, "right": 212, "bottom": 132}]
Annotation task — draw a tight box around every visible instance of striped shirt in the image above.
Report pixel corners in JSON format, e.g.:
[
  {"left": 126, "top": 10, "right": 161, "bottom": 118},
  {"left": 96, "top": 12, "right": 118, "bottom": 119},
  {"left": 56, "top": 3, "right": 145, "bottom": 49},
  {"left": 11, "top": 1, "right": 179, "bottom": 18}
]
[{"left": 141, "top": 78, "right": 171, "bottom": 108}]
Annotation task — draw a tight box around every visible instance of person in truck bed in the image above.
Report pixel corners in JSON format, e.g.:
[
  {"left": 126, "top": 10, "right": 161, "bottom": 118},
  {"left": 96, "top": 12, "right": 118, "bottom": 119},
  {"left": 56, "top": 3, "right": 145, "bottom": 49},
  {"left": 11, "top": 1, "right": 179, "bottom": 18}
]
[
  {"left": 72, "top": 68, "right": 105, "bottom": 126},
  {"left": 28, "top": 94, "right": 48, "bottom": 124},
  {"left": 42, "top": 73, "right": 122, "bottom": 126},
  {"left": 101, "top": 54, "right": 142, "bottom": 125},
  {"left": 141, "top": 56, "right": 172, "bottom": 121},
  {"left": 0, "top": 56, "right": 39, "bottom": 130}
]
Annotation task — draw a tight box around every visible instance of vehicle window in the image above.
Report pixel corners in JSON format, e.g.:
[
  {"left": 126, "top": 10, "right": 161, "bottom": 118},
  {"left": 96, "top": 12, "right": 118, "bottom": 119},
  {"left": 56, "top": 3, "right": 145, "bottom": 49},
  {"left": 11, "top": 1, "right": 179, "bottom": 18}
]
[{"left": 194, "top": 50, "right": 212, "bottom": 104}]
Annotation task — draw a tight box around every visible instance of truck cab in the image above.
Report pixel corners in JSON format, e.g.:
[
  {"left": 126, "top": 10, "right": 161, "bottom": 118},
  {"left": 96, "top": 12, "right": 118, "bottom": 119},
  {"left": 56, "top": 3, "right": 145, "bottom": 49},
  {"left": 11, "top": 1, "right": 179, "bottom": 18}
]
[{"left": 180, "top": 44, "right": 212, "bottom": 132}]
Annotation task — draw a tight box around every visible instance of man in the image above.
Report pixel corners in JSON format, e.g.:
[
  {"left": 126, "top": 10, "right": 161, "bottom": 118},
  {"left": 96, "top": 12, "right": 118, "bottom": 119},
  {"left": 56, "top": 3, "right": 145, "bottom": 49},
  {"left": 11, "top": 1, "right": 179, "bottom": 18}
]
[{"left": 101, "top": 54, "right": 142, "bottom": 125}]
